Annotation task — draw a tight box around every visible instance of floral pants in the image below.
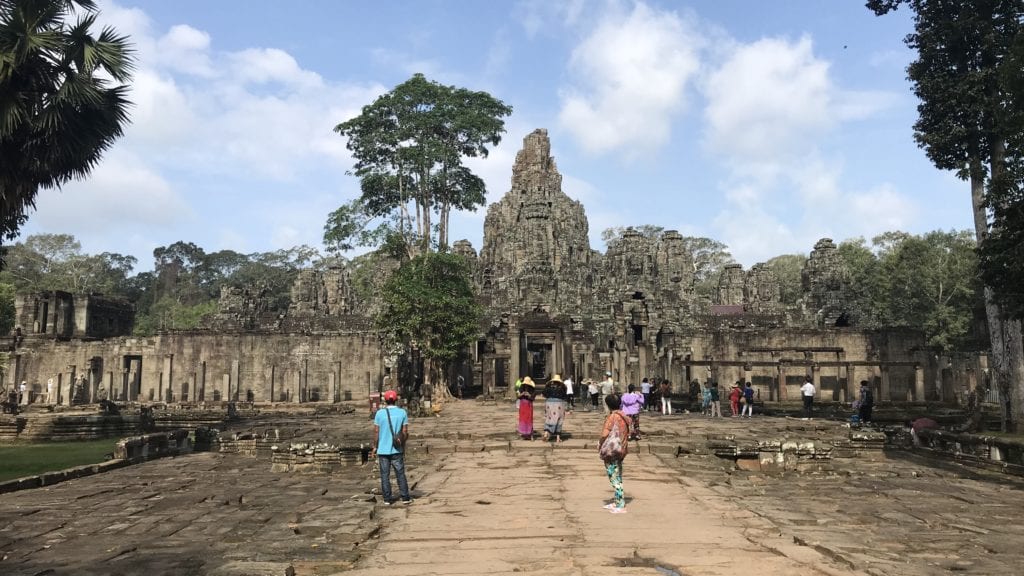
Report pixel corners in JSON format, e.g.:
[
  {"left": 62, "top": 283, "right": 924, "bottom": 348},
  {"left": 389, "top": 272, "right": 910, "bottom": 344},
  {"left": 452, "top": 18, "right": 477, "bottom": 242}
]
[{"left": 605, "top": 460, "right": 624, "bottom": 508}]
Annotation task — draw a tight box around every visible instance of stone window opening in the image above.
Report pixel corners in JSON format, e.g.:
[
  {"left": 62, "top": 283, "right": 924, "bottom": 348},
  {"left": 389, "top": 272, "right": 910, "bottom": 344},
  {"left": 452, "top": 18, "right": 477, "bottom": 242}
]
[{"left": 632, "top": 291, "right": 644, "bottom": 300}]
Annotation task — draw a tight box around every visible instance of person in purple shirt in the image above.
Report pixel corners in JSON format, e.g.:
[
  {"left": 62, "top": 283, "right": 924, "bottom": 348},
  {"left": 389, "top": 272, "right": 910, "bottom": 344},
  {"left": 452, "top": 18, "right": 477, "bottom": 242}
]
[{"left": 620, "top": 384, "right": 645, "bottom": 440}]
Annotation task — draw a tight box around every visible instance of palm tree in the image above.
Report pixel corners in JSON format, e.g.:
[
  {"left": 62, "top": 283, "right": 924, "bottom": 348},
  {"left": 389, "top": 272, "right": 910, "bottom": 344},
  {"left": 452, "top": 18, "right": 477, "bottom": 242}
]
[{"left": 0, "top": 0, "right": 133, "bottom": 251}]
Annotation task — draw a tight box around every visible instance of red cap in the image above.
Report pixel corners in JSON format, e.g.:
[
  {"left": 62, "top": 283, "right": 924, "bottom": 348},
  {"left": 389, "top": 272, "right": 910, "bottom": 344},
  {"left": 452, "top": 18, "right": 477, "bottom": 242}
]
[{"left": 383, "top": 390, "right": 398, "bottom": 401}]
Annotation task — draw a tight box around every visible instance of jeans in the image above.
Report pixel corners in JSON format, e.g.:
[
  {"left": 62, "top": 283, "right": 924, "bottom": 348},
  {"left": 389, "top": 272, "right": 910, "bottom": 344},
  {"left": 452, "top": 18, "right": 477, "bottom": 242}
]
[{"left": 378, "top": 452, "right": 410, "bottom": 502}]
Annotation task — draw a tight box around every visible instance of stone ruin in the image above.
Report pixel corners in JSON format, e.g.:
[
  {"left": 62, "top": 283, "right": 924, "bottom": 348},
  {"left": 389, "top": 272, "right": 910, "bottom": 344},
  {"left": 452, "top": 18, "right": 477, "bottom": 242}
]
[{"left": 1, "top": 128, "right": 984, "bottom": 410}]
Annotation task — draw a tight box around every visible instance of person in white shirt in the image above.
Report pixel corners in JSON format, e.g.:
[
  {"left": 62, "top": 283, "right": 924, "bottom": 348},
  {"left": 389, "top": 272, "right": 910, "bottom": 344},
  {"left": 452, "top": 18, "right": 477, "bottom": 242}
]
[
  {"left": 800, "top": 378, "right": 816, "bottom": 418},
  {"left": 640, "top": 378, "right": 652, "bottom": 412},
  {"left": 587, "top": 379, "right": 599, "bottom": 411},
  {"left": 599, "top": 372, "right": 616, "bottom": 414},
  {"left": 564, "top": 376, "right": 575, "bottom": 411}
]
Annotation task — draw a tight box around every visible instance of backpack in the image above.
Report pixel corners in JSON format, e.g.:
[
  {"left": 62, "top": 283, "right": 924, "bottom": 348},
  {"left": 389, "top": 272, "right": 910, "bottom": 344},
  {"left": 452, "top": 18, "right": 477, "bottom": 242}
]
[{"left": 599, "top": 413, "right": 627, "bottom": 462}]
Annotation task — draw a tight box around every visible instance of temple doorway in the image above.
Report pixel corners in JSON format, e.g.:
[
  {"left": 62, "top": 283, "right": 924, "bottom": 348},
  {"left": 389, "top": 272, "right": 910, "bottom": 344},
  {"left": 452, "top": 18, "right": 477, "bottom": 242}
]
[{"left": 526, "top": 341, "right": 552, "bottom": 382}]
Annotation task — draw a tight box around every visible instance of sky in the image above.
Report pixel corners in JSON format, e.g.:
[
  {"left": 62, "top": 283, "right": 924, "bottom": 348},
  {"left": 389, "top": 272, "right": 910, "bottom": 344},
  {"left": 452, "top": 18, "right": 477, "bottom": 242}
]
[{"left": 18, "top": 0, "right": 973, "bottom": 271}]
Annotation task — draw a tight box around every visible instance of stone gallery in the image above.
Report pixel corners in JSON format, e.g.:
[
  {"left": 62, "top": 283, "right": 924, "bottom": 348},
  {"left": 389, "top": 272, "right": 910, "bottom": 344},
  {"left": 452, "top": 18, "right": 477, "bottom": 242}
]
[{"left": 3, "top": 129, "right": 980, "bottom": 407}]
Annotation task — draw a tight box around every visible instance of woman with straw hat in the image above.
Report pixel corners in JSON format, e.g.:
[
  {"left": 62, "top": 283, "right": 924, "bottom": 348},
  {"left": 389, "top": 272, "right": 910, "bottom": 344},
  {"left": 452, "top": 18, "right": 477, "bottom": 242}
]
[
  {"left": 543, "top": 374, "right": 568, "bottom": 443},
  {"left": 517, "top": 377, "right": 536, "bottom": 440}
]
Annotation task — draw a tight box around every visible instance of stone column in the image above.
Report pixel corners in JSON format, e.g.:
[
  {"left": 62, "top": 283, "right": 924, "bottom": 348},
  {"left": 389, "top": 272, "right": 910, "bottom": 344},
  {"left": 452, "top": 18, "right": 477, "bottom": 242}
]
[
  {"left": 221, "top": 374, "right": 229, "bottom": 401},
  {"left": 811, "top": 365, "right": 821, "bottom": 400},
  {"left": 329, "top": 371, "right": 337, "bottom": 403},
  {"left": 777, "top": 363, "right": 787, "bottom": 402},
  {"left": 846, "top": 363, "right": 857, "bottom": 404},
  {"left": 199, "top": 361, "right": 207, "bottom": 402},
  {"left": 510, "top": 326, "right": 521, "bottom": 386},
  {"left": 294, "top": 371, "right": 302, "bottom": 403},
  {"left": 914, "top": 362, "right": 926, "bottom": 401},
  {"left": 163, "top": 354, "right": 174, "bottom": 403},
  {"left": 880, "top": 366, "right": 891, "bottom": 402},
  {"left": 231, "top": 360, "right": 240, "bottom": 401}
]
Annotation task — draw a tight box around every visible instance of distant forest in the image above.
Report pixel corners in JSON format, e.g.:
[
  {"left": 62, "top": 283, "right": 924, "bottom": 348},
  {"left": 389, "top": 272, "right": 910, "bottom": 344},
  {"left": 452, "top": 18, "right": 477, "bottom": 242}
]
[{"left": 0, "top": 228, "right": 985, "bottom": 353}]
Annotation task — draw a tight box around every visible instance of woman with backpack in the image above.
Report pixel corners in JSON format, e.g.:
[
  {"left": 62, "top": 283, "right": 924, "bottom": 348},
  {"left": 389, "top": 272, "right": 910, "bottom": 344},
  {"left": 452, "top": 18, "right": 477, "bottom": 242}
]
[{"left": 599, "top": 394, "right": 630, "bottom": 514}]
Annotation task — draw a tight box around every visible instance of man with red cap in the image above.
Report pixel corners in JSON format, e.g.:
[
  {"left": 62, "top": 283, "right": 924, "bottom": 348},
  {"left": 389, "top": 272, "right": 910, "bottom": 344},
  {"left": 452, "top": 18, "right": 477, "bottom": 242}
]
[{"left": 373, "top": 389, "right": 411, "bottom": 504}]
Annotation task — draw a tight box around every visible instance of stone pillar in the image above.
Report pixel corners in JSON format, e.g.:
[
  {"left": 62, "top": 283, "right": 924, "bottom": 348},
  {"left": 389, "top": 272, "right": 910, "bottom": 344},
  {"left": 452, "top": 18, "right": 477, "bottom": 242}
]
[
  {"left": 294, "top": 371, "right": 302, "bottom": 403},
  {"left": 914, "top": 361, "right": 926, "bottom": 401},
  {"left": 777, "top": 363, "right": 787, "bottom": 402},
  {"left": 271, "top": 365, "right": 278, "bottom": 402},
  {"left": 880, "top": 366, "right": 891, "bottom": 402},
  {"left": 329, "top": 371, "right": 337, "bottom": 403},
  {"left": 188, "top": 373, "right": 196, "bottom": 403},
  {"left": 66, "top": 366, "right": 76, "bottom": 406},
  {"left": 846, "top": 364, "right": 857, "bottom": 404},
  {"left": 163, "top": 354, "right": 174, "bottom": 403},
  {"left": 222, "top": 374, "right": 230, "bottom": 401},
  {"left": 510, "top": 326, "right": 521, "bottom": 386},
  {"left": 199, "top": 362, "right": 207, "bottom": 402},
  {"left": 231, "top": 360, "right": 240, "bottom": 401},
  {"left": 811, "top": 365, "right": 821, "bottom": 399}
]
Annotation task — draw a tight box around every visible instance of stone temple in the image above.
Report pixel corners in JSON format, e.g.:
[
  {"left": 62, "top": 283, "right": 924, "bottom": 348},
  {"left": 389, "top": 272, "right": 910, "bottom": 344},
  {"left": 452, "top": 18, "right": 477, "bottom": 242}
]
[{"left": 2, "top": 129, "right": 982, "bottom": 408}]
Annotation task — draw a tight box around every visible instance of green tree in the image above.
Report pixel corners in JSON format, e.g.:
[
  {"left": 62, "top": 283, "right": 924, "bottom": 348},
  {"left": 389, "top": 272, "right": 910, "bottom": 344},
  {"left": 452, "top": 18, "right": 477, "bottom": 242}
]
[
  {"left": 376, "top": 252, "right": 479, "bottom": 401},
  {"left": 600, "top": 225, "right": 665, "bottom": 244},
  {"left": 870, "top": 0, "right": 1024, "bottom": 430},
  {"left": 0, "top": 282, "right": 14, "bottom": 335},
  {"left": 764, "top": 254, "right": 807, "bottom": 306},
  {"left": 682, "top": 236, "right": 736, "bottom": 299},
  {"left": 0, "top": 233, "right": 136, "bottom": 296},
  {"left": 328, "top": 73, "right": 512, "bottom": 257},
  {"left": 0, "top": 0, "right": 134, "bottom": 252}
]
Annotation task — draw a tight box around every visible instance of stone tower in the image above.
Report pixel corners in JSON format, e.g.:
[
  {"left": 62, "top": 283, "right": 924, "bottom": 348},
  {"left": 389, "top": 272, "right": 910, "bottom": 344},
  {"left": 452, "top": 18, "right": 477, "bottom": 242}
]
[{"left": 478, "top": 129, "right": 593, "bottom": 317}]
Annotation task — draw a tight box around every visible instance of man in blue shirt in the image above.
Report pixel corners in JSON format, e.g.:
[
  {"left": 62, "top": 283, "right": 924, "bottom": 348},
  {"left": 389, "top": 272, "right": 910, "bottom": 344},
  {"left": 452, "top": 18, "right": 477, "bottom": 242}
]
[{"left": 373, "top": 390, "right": 411, "bottom": 504}]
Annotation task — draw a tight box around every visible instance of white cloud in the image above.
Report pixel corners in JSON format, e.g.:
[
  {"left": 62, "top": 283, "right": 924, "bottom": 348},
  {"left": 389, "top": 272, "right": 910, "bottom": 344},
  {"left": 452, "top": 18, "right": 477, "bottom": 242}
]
[
  {"left": 31, "top": 149, "right": 191, "bottom": 235},
  {"left": 155, "top": 25, "right": 215, "bottom": 77},
  {"left": 703, "top": 36, "right": 833, "bottom": 161},
  {"left": 558, "top": 2, "right": 702, "bottom": 156},
  {"left": 515, "top": 0, "right": 586, "bottom": 38}
]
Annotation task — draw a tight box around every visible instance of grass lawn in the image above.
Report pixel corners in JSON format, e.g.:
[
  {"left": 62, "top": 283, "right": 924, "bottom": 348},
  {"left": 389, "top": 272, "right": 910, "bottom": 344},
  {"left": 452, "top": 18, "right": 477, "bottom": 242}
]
[{"left": 0, "top": 439, "right": 118, "bottom": 482}]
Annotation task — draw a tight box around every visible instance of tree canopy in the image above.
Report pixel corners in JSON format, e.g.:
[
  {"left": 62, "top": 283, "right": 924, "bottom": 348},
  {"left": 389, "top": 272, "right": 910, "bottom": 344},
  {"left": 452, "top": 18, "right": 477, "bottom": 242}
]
[
  {"left": 869, "top": 0, "right": 1024, "bottom": 430},
  {"left": 376, "top": 252, "right": 479, "bottom": 400},
  {"left": 0, "top": 0, "right": 134, "bottom": 252},
  {"left": 838, "top": 230, "right": 983, "bottom": 352},
  {"left": 327, "top": 73, "right": 512, "bottom": 257}
]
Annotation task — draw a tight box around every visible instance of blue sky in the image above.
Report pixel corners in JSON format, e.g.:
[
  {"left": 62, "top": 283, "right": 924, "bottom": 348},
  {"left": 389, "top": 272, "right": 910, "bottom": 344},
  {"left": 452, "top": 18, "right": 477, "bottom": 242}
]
[{"left": 20, "top": 0, "right": 971, "bottom": 270}]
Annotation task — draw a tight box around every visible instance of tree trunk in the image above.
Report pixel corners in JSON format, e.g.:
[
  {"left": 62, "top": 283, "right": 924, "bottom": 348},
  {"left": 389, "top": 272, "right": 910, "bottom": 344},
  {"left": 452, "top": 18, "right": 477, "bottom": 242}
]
[
  {"left": 972, "top": 156, "right": 1024, "bottom": 432},
  {"left": 425, "top": 358, "right": 452, "bottom": 404}
]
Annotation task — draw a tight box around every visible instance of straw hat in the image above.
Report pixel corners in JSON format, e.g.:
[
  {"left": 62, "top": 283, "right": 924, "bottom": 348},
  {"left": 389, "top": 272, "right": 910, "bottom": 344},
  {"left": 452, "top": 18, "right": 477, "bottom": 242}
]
[
  {"left": 549, "top": 374, "right": 563, "bottom": 384},
  {"left": 521, "top": 377, "right": 535, "bottom": 388}
]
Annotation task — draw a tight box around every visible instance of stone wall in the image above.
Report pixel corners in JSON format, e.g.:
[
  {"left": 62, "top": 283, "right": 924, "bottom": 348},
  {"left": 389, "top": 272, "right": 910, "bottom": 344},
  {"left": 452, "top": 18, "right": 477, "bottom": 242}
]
[{"left": 5, "top": 332, "right": 384, "bottom": 405}]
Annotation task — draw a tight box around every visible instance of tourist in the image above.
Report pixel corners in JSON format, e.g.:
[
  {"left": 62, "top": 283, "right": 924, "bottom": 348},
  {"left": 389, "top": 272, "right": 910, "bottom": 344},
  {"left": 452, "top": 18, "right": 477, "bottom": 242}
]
[
  {"left": 621, "top": 384, "right": 644, "bottom": 440},
  {"left": 741, "top": 382, "right": 755, "bottom": 417},
  {"left": 599, "top": 372, "right": 616, "bottom": 414},
  {"left": 801, "top": 378, "right": 816, "bottom": 418},
  {"left": 542, "top": 375, "right": 568, "bottom": 442},
  {"left": 907, "top": 417, "right": 939, "bottom": 446},
  {"left": 640, "top": 377, "right": 652, "bottom": 412},
  {"left": 599, "top": 394, "right": 630, "bottom": 514},
  {"left": 709, "top": 382, "right": 722, "bottom": 417},
  {"left": 372, "top": 390, "right": 411, "bottom": 505},
  {"left": 587, "top": 378, "right": 599, "bottom": 411},
  {"left": 659, "top": 379, "right": 673, "bottom": 415},
  {"left": 729, "top": 382, "right": 742, "bottom": 417},
  {"left": 564, "top": 374, "right": 575, "bottom": 411},
  {"left": 857, "top": 380, "right": 874, "bottom": 423},
  {"left": 517, "top": 377, "right": 535, "bottom": 440},
  {"left": 701, "top": 381, "right": 712, "bottom": 416}
]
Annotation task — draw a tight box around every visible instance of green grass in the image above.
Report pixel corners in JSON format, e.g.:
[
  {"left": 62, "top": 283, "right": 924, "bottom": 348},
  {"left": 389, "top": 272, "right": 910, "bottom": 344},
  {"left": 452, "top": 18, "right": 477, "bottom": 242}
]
[{"left": 0, "top": 439, "right": 118, "bottom": 482}]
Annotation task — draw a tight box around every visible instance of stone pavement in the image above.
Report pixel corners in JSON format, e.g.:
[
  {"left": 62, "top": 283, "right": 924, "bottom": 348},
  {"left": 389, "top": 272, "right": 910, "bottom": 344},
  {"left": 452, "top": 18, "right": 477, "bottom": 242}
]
[{"left": 2, "top": 399, "right": 1024, "bottom": 575}]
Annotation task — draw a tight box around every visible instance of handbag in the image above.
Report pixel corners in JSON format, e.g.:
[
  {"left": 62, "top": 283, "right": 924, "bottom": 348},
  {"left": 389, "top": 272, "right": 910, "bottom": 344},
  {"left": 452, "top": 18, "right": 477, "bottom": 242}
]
[
  {"left": 384, "top": 407, "right": 406, "bottom": 451},
  {"left": 599, "top": 413, "right": 627, "bottom": 462}
]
